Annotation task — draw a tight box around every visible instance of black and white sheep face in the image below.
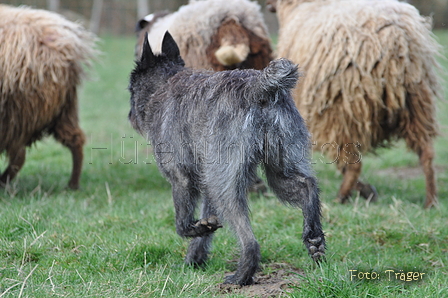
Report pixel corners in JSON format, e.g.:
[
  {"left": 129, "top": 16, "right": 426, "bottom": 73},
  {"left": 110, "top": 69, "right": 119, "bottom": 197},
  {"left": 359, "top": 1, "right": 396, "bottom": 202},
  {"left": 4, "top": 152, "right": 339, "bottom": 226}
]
[{"left": 134, "top": 0, "right": 273, "bottom": 71}]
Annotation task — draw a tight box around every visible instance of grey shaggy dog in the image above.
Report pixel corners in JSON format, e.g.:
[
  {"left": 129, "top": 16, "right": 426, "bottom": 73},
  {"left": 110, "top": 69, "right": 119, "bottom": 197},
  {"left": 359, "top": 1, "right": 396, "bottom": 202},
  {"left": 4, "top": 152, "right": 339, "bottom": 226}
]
[{"left": 128, "top": 32, "right": 325, "bottom": 286}]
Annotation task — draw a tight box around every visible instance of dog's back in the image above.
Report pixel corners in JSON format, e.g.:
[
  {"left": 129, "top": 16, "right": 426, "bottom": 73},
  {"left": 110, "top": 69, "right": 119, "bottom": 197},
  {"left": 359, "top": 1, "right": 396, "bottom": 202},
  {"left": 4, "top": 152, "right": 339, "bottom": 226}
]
[
  {"left": 129, "top": 32, "right": 307, "bottom": 171},
  {"left": 147, "top": 57, "right": 308, "bottom": 173}
]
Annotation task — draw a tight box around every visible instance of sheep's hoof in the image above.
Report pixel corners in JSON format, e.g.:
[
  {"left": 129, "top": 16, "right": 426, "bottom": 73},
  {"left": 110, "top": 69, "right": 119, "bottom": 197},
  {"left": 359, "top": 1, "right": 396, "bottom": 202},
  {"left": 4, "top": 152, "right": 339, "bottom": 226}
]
[
  {"left": 307, "top": 237, "right": 325, "bottom": 262},
  {"left": 356, "top": 182, "right": 378, "bottom": 202},
  {"left": 184, "top": 216, "right": 223, "bottom": 237},
  {"left": 424, "top": 198, "right": 438, "bottom": 209},
  {"left": 335, "top": 195, "right": 349, "bottom": 204},
  {"left": 336, "top": 182, "right": 378, "bottom": 204},
  {"left": 248, "top": 177, "right": 269, "bottom": 196},
  {"left": 67, "top": 183, "right": 80, "bottom": 190}
]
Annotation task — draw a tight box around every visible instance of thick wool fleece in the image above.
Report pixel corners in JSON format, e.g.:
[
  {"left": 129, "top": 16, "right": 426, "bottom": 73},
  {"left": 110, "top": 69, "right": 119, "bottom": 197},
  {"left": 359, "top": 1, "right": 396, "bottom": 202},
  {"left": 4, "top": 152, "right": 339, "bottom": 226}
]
[{"left": 275, "top": 0, "right": 442, "bottom": 164}]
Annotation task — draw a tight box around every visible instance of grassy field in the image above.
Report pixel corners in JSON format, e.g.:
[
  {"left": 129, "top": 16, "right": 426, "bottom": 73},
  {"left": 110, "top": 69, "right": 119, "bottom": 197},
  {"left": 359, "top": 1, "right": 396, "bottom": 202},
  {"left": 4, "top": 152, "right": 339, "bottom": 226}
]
[{"left": 1, "top": 31, "right": 447, "bottom": 297}]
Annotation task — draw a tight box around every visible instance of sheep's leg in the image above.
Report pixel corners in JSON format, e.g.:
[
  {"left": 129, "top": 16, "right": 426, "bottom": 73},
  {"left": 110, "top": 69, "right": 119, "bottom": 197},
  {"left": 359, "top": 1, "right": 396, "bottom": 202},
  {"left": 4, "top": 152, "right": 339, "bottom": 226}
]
[
  {"left": 337, "top": 162, "right": 378, "bottom": 203},
  {"left": 264, "top": 166, "right": 325, "bottom": 262},
  {"left": 53, "top": 127, "right": 84, "bottom": 189},
  {"left": 185, "top": 198, "right": 219, "bottom": 266},
  {"left": 248, "top": 176, "right": 268, "bottom": 195},
  {"left": 353, "top": 180, "right": 378, "bottom": 202},
  {"left": 65, "top": 139, "right": 84, "bottom": 190},
  {"left": 52, "top": 95, "right": 85, "bottom": 189},
  {"left": 336, "top": 142, "right": 377, "bottom": 202},
  {"left": 417, "top": 142, "right": 438, "bottom": 208},
  {"left": 337, "top": 162, "right": 362, "bottom": 203},
  {"left": 0, "top": 147, "right": 26, "bottom": 186},
  {"left": 337, "top": 163, "right": 361, "bottom": 203}
]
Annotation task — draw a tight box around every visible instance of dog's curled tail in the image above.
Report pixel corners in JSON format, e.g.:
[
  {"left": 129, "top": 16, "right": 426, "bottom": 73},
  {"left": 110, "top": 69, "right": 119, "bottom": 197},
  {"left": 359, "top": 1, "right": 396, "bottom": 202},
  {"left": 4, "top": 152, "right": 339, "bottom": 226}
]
[{"left": 260, "top": 58, "right": 299, "bottom": 95}]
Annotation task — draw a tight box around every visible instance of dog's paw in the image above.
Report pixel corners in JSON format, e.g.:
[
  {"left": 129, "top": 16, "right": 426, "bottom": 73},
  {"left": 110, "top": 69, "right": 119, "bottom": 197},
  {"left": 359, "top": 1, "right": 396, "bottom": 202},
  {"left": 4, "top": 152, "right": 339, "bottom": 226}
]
[
  {"left": 307, "top": 236, "right": 325, "bottom": 262},
  {"left": 184, "top": 216, "right": 223, "bottom": 237},
  {"left": 223, "top": 274, "right": 254, "bottom": 286}
]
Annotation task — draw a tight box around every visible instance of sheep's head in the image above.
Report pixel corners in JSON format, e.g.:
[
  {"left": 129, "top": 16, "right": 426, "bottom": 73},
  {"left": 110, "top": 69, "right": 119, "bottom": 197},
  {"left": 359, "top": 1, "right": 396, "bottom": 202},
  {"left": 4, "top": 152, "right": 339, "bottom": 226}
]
[{"left": 211, "top": 18, "right": 250, "bottom": 68}]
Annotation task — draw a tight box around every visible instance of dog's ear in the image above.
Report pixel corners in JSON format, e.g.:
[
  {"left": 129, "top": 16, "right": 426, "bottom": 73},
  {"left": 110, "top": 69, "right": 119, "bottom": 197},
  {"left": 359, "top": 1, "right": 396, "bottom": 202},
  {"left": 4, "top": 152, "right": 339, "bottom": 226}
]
[
  {"left": 140, "top": 32, "right": 156, "bottom": 68},
  {"left": 161, "top": 31, "right": 180, "bottom": 59}
]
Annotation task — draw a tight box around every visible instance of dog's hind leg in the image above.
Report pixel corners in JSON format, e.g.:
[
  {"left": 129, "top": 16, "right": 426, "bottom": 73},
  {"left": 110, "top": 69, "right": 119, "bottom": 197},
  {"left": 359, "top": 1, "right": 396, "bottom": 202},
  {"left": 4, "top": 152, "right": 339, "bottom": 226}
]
[
  {"left": 185, "top": 198, "right": 218, "bottom": 266},
  {"left": 218, "top": 192, "right": 260, "bottom": 286},
  {"left": 206, "top": 168, "right": 260, "bottom": 285},
  {"left": 264, "top": 165, "right": 325, "bottom": 262}
]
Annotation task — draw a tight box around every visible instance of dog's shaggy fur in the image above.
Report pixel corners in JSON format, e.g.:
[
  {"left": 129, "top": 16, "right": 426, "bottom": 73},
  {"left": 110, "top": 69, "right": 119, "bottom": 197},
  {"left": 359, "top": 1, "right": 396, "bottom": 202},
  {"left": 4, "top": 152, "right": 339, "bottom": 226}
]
[
  {"left": 135, "top": 0, "right": 272, "bottom": 71},
  {"left": 0, "top": 4, "right": 97, "bottom": 189},
  {"left": 128, "top": 32, "right": 325, "bottom": 285},
  {"left": 267, "top": 0, "right": 443, "bottom": 208}
]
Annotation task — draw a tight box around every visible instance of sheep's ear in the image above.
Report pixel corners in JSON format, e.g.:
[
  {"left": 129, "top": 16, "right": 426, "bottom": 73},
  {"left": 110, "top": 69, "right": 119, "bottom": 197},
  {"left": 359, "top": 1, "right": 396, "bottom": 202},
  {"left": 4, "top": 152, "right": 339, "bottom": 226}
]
[
  {"left": 136, "top": 13, "right": 154, "bottom": 32},
  {"left": 135, "top": 19, "right": 148, "bottom": 32},
  {"left": 161, "top": 31, "right": 180, "bottom": 59},
  {"left": 140, "top": 33, "right": 155, "bottom": 68}
]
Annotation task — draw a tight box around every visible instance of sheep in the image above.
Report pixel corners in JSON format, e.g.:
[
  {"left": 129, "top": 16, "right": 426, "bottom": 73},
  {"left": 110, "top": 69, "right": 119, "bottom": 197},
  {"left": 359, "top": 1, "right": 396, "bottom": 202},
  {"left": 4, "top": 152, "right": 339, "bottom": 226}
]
[
  {"left": 135, "top": 0, "right": 273, "bottom": 71},
  {"left": 0, "top": 4, "right": 97, "bottom": 189},
  {"left": 266, "top": 0, "right": 443, "bottom": 208}
]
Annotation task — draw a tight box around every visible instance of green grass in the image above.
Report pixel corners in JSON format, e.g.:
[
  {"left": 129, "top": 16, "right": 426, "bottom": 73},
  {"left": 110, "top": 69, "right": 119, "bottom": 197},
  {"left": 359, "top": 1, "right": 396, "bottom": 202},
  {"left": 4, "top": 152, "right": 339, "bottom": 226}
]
[{"left": 1, "top": 31, "right": 448, "bottom": 297}]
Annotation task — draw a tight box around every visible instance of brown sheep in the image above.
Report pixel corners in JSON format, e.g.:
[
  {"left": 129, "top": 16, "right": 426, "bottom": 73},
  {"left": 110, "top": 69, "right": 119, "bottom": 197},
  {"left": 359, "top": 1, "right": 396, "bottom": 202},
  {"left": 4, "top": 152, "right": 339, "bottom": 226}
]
[
  {"left": 267, "top": 0, "right": 443, "bottom": 208},
  {"left": 135, "top": 0, "right": 273, "bottom": 71},
  {"left": 0, "top": 5, "right": 97, "bottom": 189}
]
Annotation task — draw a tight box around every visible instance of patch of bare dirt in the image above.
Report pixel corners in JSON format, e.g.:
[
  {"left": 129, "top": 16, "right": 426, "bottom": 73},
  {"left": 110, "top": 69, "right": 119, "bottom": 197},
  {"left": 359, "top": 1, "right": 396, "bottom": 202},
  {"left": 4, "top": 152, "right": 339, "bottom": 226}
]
[
  {"left": 376, "top": 165, "right": 446, "bottom": 180},
  {"left": 218, "top": 263, "right": 304, "bottom": 297}
]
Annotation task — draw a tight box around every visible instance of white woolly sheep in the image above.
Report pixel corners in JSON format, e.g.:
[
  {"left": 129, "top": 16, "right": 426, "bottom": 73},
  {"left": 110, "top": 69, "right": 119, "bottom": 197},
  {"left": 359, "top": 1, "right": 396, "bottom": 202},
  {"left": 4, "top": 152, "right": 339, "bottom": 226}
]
[
  {"left": 0, "top": 4, "right": 97, "bottom": 189},
  {"left": 267, "top": 0, "right": 443, "bottom": 208},
  {"left": 135, "top": 0, "right": 273, "bottom": 71}
]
